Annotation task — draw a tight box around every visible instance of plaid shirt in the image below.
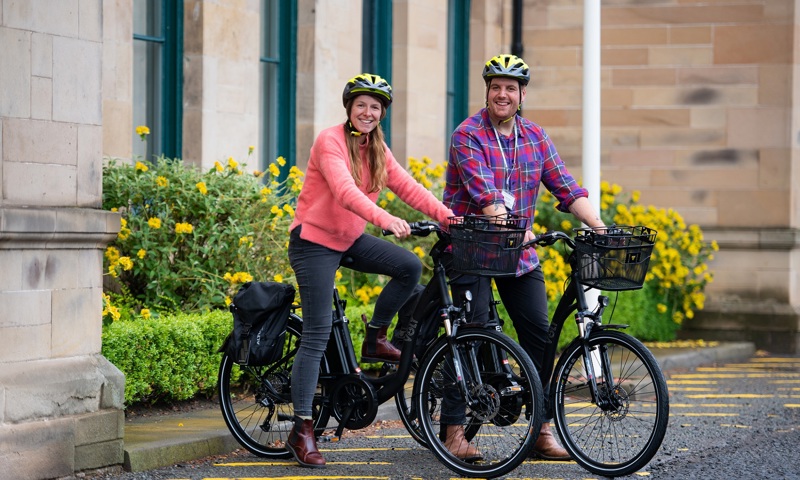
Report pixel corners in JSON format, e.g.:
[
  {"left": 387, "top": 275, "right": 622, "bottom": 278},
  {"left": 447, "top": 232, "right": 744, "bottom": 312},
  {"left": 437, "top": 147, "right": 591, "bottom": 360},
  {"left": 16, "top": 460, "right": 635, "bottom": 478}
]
[{"left": 445, "top": 108, "right": 588, "bottom": 275}]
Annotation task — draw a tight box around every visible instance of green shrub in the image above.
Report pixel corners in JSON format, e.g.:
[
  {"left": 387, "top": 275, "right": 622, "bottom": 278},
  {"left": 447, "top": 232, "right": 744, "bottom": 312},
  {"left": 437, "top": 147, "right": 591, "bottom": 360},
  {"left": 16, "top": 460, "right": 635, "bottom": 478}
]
[
  {"left": 102, "top": 310, "right": 230, "bottom": 405},
  {"left": 102, "top": 153, "right": 301, "bottom": 315}
]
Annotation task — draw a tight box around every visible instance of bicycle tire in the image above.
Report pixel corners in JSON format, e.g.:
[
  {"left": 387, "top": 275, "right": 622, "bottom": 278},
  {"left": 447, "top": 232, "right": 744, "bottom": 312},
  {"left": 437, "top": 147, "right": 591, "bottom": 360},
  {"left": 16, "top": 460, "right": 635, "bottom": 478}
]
[
  {"left": 552, "top": 330, "right": 669, "bottom": 477},
  {"left": 415, "top": 328, "right": 543, "bottom": 478},
  {"left": 393, "top": 361, "right": 429, "bottom": 447},
  {"left": 218, "top": 313, "right": 331, "bottom": 457}
]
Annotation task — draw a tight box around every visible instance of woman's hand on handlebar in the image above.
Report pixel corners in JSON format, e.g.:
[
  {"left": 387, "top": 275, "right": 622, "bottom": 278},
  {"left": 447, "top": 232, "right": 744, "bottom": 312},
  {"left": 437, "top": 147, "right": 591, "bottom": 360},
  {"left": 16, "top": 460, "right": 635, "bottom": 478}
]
[{"left": 385, "top": 218, "right": 411, "bottom": 239}]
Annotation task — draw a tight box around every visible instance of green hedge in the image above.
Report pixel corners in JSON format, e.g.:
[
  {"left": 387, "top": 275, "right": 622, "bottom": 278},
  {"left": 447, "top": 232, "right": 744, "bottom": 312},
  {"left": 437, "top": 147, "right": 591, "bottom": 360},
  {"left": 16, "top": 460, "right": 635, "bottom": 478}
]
[
  {"left": 102, "top": 310, "right": 231, "bottom": 405},
  {"left": 102, "top": 304, "right": 392, "bottom": 406}
]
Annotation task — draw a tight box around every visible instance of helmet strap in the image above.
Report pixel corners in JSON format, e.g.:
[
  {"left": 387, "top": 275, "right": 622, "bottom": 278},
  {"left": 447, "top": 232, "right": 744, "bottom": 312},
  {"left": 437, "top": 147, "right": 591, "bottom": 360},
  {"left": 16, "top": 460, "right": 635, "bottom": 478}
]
[{"left": 347, "top": 121, "right": 362, "bottom": 136}]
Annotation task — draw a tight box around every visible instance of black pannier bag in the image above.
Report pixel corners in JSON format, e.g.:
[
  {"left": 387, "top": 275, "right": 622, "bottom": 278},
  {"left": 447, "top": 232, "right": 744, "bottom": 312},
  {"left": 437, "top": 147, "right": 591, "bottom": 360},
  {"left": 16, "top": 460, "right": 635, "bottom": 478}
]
[{"left": 219, "top": 281, "right": 295, "bottom": 366}]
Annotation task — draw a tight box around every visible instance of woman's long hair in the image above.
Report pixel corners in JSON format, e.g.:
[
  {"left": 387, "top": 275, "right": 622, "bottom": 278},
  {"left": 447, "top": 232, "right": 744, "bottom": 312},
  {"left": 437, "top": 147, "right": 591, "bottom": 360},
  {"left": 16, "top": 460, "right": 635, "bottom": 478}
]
[{"left": 343, "top": 99, "right": 388, "bottom": 193}]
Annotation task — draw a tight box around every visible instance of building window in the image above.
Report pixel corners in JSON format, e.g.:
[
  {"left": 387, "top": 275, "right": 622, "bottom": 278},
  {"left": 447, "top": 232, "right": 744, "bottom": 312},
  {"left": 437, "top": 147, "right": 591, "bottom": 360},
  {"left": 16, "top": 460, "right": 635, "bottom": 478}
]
[
  {"left": 133, "top": 0, "right": 183, "bottom": 160},
  {"left": 261, "top": 0, "right": 297, "bottom": 179},
  {"left": 362, "top": 0, "right": 393, "bottom": 146},
  {"left": 447, "top": 0, "right": 470, "bottom": 150}
]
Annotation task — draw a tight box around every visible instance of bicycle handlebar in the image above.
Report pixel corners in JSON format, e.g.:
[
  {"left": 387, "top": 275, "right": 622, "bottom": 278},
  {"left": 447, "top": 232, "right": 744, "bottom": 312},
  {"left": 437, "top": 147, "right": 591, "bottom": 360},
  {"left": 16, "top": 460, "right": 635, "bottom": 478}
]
[
  {"left": 522, "top": 230, "right": 575, "bottom": 250},
  {"left": 381, "top": 220, "right": 441, "bottom": 238}
]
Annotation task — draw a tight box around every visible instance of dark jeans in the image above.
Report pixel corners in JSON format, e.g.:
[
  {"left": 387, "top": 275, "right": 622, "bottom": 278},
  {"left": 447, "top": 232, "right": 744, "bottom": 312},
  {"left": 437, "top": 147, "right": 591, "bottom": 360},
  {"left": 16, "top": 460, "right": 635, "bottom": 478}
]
[
  {"left": 287, "top": 226, "right": 422, "bottom": 416},
  {"left": 441, "top": 263, "right": 552, "bottom": 424}
]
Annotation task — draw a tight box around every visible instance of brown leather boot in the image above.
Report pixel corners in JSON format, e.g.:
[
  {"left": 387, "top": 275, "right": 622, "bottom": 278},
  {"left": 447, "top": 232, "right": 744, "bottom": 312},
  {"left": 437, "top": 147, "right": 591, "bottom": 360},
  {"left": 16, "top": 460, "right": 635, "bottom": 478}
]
[
  {"left": 361, "top": 325, "right": 402, "bottom": 363},
  {"left": 531, "top": 422, "right": 571, "bottom": 460},
  {"left": 443, "top": 424, "right": 482, "bottom": 461},
  {"left": 286, "top": 417, "right": 326, "bottom": 468}
]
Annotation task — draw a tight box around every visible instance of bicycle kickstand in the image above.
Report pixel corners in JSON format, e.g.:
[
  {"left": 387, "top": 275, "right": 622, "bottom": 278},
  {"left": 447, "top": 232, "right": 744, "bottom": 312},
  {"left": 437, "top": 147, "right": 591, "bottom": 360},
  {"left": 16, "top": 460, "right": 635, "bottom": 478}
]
[{"left": 318, "top": 404, "right": 356, "bottom": 443}]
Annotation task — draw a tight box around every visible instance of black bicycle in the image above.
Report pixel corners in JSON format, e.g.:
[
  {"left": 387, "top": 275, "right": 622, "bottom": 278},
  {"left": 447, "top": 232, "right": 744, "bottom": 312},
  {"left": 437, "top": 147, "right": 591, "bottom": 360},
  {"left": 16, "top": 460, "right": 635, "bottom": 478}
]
[
  {"left": 525, "top": 224, "right": 670, "bottom": 477},
  {"left": 217, "top": 220, "right": 544, "bottom": 478}
]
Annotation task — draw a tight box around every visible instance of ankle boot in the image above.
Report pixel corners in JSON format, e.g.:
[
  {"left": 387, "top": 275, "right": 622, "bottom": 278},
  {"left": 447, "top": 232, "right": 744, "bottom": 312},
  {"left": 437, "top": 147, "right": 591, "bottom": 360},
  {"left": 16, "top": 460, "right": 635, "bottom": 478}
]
[
  {"left": 361, "top": 325, "right": 402, "bottom": 363},
  {"left": 443, "top": 424, "right": 482, "bottom": 461},
  {"left": 286, "top": 416, "right": 326, "bottom": 468},
  {"left": 531, "top": 422, "right": 571, "bottom": 460}
]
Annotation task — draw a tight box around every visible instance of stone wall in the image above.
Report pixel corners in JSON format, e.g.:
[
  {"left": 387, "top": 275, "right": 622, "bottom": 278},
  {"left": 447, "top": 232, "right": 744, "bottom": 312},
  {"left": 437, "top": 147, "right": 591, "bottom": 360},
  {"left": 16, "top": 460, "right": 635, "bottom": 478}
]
[
  {"left": 0, "top": 0, "right": 123, "bottom": 477},
  {"left": 519, "top": 0, "right": 799, "bottom": 351}
]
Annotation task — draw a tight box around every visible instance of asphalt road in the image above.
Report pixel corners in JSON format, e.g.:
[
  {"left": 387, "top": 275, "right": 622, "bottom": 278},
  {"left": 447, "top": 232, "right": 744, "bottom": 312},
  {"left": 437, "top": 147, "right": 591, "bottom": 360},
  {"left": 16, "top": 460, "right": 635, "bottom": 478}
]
[{"left": 81, "top": 352, "right": 800, "bottom": 480}]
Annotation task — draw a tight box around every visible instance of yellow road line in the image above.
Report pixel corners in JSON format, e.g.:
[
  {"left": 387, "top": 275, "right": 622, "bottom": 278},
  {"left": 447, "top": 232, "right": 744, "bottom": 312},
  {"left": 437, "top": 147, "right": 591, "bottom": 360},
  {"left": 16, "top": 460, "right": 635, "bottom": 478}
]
[
  {"left": 671, "top": 373, "right": 799, "bottom": 379},
  {"left": 671, "top": 413, "right": 739, "bottom": 417},
  {"left": 685, "top": 394, "right": 774, "bottom": 399},
  {"left": 667, "top": 380, "right": 719, "bottom": 384}
]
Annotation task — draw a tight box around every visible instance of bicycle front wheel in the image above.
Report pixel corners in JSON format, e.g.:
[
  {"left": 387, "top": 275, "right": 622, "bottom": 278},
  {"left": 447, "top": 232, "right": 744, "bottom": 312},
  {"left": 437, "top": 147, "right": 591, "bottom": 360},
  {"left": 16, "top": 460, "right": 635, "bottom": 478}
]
[
  {"left": 415, "top": 328, "right": 543, "bottom": 478},
  {"left": 393, "top": 360, "right": 428, "bottom": 447},
  {"left": 552, "top": 330, "right": 669, "bottom": 477},
  {"left": 218, "top": 313, "right": 331, "bottom": 457}
]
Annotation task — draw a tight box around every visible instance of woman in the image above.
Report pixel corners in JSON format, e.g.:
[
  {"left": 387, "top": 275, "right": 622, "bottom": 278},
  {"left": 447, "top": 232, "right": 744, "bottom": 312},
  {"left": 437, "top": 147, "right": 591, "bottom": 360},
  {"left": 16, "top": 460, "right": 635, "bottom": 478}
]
[{"left": 286, "top": 73, "right": 453, "bottom": 468}]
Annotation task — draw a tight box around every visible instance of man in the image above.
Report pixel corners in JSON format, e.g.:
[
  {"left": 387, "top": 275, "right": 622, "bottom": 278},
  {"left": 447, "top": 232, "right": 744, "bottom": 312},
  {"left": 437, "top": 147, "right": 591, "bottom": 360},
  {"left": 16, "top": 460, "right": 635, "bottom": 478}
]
[{"left": 443, "top": 54, "right": 605, "bottom": 460}]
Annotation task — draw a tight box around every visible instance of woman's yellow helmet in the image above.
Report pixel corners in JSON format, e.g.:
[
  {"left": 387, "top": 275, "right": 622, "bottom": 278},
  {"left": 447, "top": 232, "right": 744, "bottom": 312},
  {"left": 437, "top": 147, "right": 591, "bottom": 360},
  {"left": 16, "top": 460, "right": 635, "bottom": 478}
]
[{"left": 342, "top": 73, "right": 393, "bottom": 108}]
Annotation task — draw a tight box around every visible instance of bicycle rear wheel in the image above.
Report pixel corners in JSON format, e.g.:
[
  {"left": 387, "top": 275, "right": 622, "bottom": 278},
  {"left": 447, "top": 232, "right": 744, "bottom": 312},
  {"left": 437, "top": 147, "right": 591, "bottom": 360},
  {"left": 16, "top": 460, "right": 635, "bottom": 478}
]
[
  {"left": 552, "top": 330, "right": 669, "bottom": 477},
  {"left": 218, "top": 313, "right": 331, "bottom": 457},
  {"left": 415, "top": 328, "right": 543, "bottom": 478}
]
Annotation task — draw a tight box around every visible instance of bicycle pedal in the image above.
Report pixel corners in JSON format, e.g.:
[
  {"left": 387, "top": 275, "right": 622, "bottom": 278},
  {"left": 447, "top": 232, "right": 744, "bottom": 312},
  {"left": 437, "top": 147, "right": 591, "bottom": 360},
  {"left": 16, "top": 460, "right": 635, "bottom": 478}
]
[{"left": 317, "top": 434, "right": 341, "bottom": 443}]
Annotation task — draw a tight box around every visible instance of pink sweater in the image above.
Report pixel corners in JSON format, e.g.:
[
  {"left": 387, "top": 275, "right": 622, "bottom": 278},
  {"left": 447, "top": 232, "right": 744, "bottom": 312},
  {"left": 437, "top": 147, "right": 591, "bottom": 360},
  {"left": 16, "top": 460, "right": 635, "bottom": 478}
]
[{"left": 290, "top": 124, "right": 452, "bottom": 252}]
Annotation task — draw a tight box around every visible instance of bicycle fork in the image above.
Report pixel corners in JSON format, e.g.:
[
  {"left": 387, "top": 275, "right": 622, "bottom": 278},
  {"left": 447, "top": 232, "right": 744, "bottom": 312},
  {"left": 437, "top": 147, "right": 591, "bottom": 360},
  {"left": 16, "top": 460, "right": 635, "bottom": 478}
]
[{"left": 574, "top": 295, "right": 623, "bottom": 411}]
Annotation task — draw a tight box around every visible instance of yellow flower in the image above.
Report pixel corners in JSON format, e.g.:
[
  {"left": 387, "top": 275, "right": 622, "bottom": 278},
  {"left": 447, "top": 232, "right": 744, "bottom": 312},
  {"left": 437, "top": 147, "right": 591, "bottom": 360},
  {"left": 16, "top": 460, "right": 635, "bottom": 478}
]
[
  {"left": 269, "top": 163, "right": 281, "bottom": 177},
  {"left": 282, "top": 204, "right": 295, "bottom": 217},
  {"left": 117, "top": 227, "right": 130, "bottom": 240},
  {"left": 118, "top": 256, "right": 133, "bottom": 271},
  {"left": 135, "top": 161, "right": 149, "bottom": 172},
  {"left": 227, "top": 156, "right": 239, "bottom": 169},
  {"left": 214, "top": 161, "right": 224, "bottom": 172},
  {"left": 105, "top": 246, "right": 120, "bottom": 262},
  {"left": 196, "top": 181, "right": 208, "bottom": 195},
  {"left": 135, "top": 125, "right": 150, "bottom": 140},
  {"left": 148, "top": 217, "right": 161, "bottom": 229},
  {"left": 253, "top": 170, "right": 264, "bottom": 178},
  {"left": 232, "top": 272, "right": 253, "bottom": 283},
  {"left": 657, "top": 303, "right": 668, "bottom": 314},
  {"left": 156, "top": 176, "right": 168, "bottom": 187},
  {"left": 175, "top": 222, "right": 194, "bottom": 234},
  {"left": 277, "top": 156, "right": 286, "bottom": 167},
  {"left": 137, "top": 249, "right": 146, "bottom": 259},
  {"left": 273, "top": 274, "right": 284, "bottom": 283},
  {"left": 413, "top": 246, "right": 425, "bottom": 258},
  {"left": 248, "top": 145, "right": 255, "bottom": 155},
  {"left": 224, "top": 296, "right": 232, "bottom": 307},
  {"left": 386, "top": 192, "right": 396, "bottom": 201},
  {"left": 140, "top": 308, "right": 151, "bottom": 319}
]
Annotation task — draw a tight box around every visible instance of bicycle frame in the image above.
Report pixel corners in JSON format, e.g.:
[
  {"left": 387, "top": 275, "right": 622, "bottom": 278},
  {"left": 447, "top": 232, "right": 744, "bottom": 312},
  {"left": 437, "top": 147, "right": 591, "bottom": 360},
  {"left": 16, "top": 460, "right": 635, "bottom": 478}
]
[{"left": 312, "top": 224, "right": 485, "bottom": 441}]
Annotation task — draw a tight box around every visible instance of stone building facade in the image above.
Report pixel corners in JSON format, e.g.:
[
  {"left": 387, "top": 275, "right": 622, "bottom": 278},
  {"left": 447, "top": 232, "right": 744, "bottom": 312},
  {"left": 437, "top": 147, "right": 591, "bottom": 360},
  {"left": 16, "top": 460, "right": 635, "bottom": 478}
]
[{"left": 0, "top": 0, "right": 798, "bottom": 477}]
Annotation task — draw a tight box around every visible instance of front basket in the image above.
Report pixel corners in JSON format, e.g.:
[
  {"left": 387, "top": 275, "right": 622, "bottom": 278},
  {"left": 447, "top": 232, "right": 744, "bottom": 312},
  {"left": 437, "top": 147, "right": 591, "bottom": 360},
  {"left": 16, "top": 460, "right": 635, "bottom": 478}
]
[
  {"left": 574, "top": 225, "right": 657, "bottom": 291},
  {"left": 448, "top": 214, "right": 529, "bottom": 277}
]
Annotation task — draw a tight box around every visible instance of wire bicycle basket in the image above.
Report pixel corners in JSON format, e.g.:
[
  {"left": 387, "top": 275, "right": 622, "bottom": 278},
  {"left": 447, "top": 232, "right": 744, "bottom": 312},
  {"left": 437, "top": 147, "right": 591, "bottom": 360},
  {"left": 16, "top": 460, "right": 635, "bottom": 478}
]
[
  {"left": 574, "top": 225, "right": 657, "bottom": 291},
  {"left": 448, "top": 214, "right": 529, "bottom": 277}
]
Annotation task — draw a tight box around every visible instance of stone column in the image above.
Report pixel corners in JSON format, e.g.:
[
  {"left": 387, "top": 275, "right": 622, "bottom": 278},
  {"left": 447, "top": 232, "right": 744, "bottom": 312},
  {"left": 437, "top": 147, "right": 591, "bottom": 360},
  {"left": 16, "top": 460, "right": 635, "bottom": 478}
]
[{"left": 0, "top": 1, "right": 123, "bottom": 477}]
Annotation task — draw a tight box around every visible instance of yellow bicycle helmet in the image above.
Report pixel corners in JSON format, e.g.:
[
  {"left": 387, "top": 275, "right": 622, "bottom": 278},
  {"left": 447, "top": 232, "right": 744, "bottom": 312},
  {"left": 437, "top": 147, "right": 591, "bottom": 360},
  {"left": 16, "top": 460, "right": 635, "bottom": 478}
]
[
  {"left": 482, "top": 54, "right": 530, "bottom": 86},
  {"left": 342, "top": 73, "right": 393, "bottom": 108}
]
